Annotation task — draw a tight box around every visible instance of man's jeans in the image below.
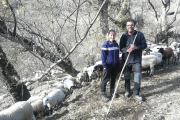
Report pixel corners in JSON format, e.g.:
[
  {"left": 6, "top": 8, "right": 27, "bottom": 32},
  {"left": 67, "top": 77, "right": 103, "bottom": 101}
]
[{"left": 124, "top": 63, "right": 142, "bottom": 95}]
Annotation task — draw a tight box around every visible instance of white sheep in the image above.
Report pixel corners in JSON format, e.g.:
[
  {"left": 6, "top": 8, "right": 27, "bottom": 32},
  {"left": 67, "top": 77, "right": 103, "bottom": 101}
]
[
  {"left": 69, "top": 77, "right": 82, "bottom": 86},
  {"left": 53, "top": 81, "right": 64, "bottom": 89},
  {"left": 76, "top": 72, "right": 87, "bottom": 83},
  {"left": 151, "top": 45, "right": 166, "bottom": 53},
  {"left": 43, "top": 89, "right": 65, "bottom": 115},
  {"left": 0, "top": 101, "right": 34, "bottom": 120},
  {"left": 50, "top": 81, "right": 68, "bottom": 94},
  {"left": 31, "top": 99, "right": 45, "bottom": 117},
  {"left": 63, "top": 78, "right": 75, "bottom": 93},
  {"left": 169, "top": 42, "right": 178, "bottom": 50},
  {"left": 27, "top": 92, "right": 47, "bottom": 103},
  {"left": 142, "top": 53, "right": 162, "bottom": 76},
  {"left": 95, "top": 60, "right": 102, "bottom": 65},
  {"left": 172, "top": 48, "right": 180, "bottom": 65}
]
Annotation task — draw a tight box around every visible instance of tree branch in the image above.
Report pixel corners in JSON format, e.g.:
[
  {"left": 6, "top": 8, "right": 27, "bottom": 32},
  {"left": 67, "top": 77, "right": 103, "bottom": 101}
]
[
  {"left": 148, "top": 0, "right": 158, "bottom": 21},
  {"left": 19, "top": 0, "right": 109, "bottom": 83}
]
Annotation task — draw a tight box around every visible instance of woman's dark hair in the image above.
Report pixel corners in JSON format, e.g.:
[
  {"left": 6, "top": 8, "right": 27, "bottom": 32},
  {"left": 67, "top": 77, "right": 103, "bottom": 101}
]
[
  {"left": 108, "top": 29, "right": 116, "bottom": 35},
  {"left": 126, "top": 19, "right": 136, "bottom": 26}
]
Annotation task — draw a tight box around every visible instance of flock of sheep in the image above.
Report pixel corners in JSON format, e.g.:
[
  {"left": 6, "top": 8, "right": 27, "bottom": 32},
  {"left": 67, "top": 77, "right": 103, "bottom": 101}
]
[
  {"left": 0, "top": 66, "right": 99, "bottom": 120},
  {"left": 141, "top": 41, "right": 180, "bottom": 76},
  {"left": 0, "top": 41, "right": 180, "bottom": 120}
]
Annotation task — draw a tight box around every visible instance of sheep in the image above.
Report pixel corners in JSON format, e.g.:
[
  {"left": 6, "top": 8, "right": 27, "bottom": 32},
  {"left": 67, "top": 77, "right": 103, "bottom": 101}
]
[
  {"left": 50, "top": 81, "right": 69, "bottom": 94},
  {"left": 93, "top": 64, "right": 103, "bottom": 81},
  {"left": 158, "top": 47, "right": 173, "bottom": 65},
  {"left": 172, "top": 48, "right": 180, "bottom": 65},
  {"left": 76, "top": 72, "right": 87, "bottom": 82},
  {"left": 95, "top": 60, "right": 102, "bottom": 65},
  {"left": 83, "top": 65, "right": 97, "bottom": 81},
  {"left": 63, "top": 78, "right": 76, "bottom": 93},
  {"left": 0, "top": 101, "right": 34, "bottom": 120},
  {"left": 150, "top": 43, "right": 166, "bottom": 50},
  {"left": 142, "top": 53, "right": 162, "bottom": 76},
  {"left": 27, "top": 92, "right": 47, "bottom": 103},
  {"left": 151, "top": 45, "right": 166, "bottom": 53},
  {"left": 53, "top": 81, "right": 64, "bottom": 89},
  {"left": 43, "top": 89, "right": 65, "bottom": 115},
  {"left": 142, "top": 48, "right": 152, "bottom": 56},
  {"left": 169, "top": 42, "right": 178, "bottom": 50},
  {"left": 64, "top": 77, "right": 82, "bottom": 87},
  {"left": 31, "top": 99, "right": 46, "bottom": 118}
]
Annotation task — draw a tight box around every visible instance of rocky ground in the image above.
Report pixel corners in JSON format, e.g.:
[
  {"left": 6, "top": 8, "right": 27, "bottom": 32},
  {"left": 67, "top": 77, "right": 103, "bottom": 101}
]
[{"left": 1, "top": 64, "right": 180, "bottom": 120}]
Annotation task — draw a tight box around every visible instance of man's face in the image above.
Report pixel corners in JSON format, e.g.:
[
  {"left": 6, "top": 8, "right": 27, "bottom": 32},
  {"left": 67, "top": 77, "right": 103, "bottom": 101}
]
[{"left": 126, "top": 21, "right": 135, "bottom": 33}]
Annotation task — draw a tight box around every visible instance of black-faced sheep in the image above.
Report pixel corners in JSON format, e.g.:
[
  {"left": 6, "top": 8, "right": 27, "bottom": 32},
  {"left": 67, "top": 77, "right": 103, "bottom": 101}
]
[
  {"left": 158, "top": 47, "right": 173, "bottom": 65},
  {"left": 93, "top": 64, "right": 103, "bottom": 81}
]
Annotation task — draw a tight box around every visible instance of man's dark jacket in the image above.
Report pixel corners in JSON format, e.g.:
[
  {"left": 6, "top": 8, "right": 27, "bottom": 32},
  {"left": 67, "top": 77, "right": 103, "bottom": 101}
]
[{"left": 119, "top": 30, "right": 147, "bottom": 64}]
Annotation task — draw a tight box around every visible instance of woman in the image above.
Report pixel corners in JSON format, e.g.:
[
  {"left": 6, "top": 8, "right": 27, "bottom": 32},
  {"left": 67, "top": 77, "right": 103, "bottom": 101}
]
[{"left": 101, "top": 29, "right": 120, "bottom": 102}]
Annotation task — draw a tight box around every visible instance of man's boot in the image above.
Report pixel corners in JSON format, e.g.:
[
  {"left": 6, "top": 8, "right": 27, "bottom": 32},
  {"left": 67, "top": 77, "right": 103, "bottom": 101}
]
[
  {"left": 125, "top": 79, "right": 131, "bottom": 97},
  {"left": 133, "top": 82, "right": 143, "bottom": 101}
]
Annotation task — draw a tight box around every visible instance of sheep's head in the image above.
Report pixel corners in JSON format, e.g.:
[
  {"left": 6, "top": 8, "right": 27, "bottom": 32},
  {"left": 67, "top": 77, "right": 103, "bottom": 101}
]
[
  {"left": 43, "top": 97, "right": 52, "bottom": 107},
  {"left": 93, "top": 65, "right": 100, "bottom": 72},
  {"left": 158, "top": 48, "right": 164, "bottom": 54}
]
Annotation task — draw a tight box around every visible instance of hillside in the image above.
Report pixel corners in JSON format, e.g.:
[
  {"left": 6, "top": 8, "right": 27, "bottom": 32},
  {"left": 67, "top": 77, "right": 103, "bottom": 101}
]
[
  {"left": 1, "top": 63, "right": 179, "bottom": 120},
  {"left": 45, "top": 64, "right": 180, "bottom": 120}
]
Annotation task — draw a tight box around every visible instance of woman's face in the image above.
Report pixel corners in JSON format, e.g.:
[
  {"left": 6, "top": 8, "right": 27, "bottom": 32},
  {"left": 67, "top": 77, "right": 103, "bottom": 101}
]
[{"left": 108, "top": 32, "right": 116, "bottom": 42}]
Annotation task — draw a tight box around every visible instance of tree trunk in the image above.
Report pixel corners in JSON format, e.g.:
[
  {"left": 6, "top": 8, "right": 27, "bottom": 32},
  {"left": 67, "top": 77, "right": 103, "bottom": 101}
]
[
  {"left": 0, "top": 46, "right": 30, "bottom": 102},
  {"left": 98, "top": 0, "right": 109, "bottom": 36}
]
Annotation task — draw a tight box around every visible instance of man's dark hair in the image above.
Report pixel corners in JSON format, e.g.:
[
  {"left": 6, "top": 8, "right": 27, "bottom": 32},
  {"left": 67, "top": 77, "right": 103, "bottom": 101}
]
[{"left": 126, "top": 19, "right": 136, "bottom": 26}]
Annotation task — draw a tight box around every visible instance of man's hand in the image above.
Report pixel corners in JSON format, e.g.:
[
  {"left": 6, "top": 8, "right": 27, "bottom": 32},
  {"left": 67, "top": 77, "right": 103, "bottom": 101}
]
[{"left": 126, "top": 44, "right": 139, "bottom": 53}]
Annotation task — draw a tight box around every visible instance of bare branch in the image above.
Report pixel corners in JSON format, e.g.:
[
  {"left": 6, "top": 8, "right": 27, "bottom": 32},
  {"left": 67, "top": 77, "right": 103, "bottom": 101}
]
[
  {"left": 74, "top": 0, "right": 80, "bottom": 43},
  {"left": 19, "top": 0, "right": 109, "bottom": 83},
  {"left": 168, "top": 11, "right": 180, "bottom": 15},
  {"left": 148, "top": 0, "right": 158, "bottom": 21}
]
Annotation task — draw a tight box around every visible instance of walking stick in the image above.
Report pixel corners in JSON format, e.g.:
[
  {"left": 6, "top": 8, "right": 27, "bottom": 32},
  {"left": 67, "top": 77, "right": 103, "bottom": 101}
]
[{"left": 106, "top": 32, "right": 138, "bottom": 117}]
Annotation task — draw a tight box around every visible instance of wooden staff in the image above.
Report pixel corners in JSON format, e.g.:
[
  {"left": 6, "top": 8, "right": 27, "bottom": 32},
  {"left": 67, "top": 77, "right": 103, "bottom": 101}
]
[{"left": 106, "top": 32, "right": 138, "bottom": 117}]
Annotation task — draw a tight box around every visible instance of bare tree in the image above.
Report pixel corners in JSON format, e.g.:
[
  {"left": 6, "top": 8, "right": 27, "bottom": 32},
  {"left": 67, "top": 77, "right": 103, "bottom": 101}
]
[
  {"left": 98, "top": 0, "right": 109, "bottom": 35},
  {"left": 0, "top": 0, "right": 109, "bottom": 101},
  {"left": 148, "top": 0, "right": 180, "bottom": 44}
]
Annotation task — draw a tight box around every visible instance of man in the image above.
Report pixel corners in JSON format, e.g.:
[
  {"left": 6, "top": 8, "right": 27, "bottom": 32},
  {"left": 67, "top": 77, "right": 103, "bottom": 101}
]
[{"left": 119, "top": 19, "right": 147, "bottom": 101}]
